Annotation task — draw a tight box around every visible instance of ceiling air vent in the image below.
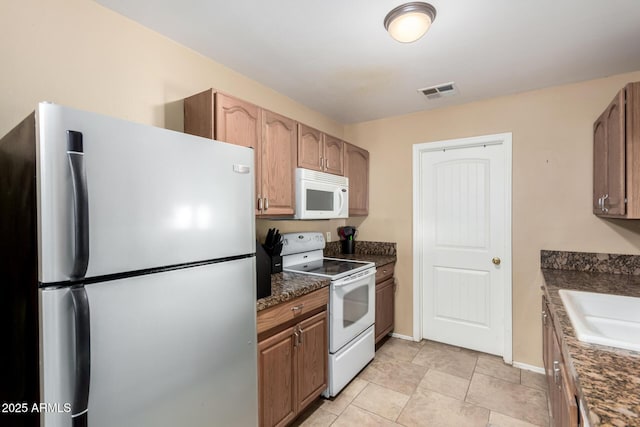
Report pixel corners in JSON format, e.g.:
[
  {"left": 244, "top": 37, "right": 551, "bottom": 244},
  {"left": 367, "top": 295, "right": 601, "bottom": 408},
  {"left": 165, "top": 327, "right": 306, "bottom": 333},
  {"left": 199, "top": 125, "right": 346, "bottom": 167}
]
[{"left": 418, "top": 82, "right": 458, "bottom": 100}]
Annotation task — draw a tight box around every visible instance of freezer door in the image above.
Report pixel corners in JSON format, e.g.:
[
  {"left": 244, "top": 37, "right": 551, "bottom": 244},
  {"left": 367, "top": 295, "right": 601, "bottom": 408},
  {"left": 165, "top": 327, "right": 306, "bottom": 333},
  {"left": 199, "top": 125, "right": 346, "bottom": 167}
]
[
  {"left": 36, "top": 102, "right": 255, "bottom": 283},
  {"left": 40, "top": 257, "right": 258, "bottom": 427}
]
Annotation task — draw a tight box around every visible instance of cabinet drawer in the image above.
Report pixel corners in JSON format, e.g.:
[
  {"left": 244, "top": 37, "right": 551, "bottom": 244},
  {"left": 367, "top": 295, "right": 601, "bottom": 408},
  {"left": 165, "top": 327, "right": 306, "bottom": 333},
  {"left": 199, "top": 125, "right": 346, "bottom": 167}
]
[
  {"left": 257, "top": 287, "right": 329, "bottom": 335},
  {"left": 376, "top": 263, "right": 395, "bottom": 283}
]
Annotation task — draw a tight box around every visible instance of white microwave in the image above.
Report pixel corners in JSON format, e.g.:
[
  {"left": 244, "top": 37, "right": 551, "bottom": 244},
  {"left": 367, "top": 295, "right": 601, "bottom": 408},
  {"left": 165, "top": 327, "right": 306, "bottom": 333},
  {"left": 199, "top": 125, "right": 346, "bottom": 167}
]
[{"left": 294, "top": 168, "right": 349, "bottom": 219}]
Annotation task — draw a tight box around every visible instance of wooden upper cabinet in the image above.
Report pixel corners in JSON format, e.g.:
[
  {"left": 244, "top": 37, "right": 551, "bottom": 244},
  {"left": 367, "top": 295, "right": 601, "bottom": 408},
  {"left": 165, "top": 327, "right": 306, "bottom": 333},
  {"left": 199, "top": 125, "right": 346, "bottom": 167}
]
[
  {"left": 184, "top": 89, "right": 215, "bottom": 139},
  {"left": 215, "top": 93, "right": 261, "bottom": 150},
  {"left": 323, "top": 135, "right": 344, "bottom": 175},
  {"left": 297, "top": 124, "right": 345, "bottom": 175},
  {"left": 297, "top": 124, "right": 323, "bottom": 172},
  {"left": 261, "top": 110, "right": 297, "bottom": 215},
  {"left": 344, "top": 142, "right": 369, "bottom": 216},
  {"left": 593, "top": 118, "right": 607, "bottom": 214},
  {"left": 183, "top": 90, "right": 297, "bottom": 217},
  {"left": 593, "top": 82, "right": 640, "bottom": 218},
  {"left": 215, "top": 93, "right": 262, "bottom": 215}
]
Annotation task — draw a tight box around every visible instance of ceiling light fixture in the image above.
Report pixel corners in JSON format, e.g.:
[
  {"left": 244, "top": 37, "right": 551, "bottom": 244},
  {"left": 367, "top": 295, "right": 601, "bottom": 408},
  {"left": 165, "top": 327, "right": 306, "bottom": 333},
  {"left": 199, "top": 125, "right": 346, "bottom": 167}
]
[{"left": 384, "top": 2, "right": 437, "bottom": 43}]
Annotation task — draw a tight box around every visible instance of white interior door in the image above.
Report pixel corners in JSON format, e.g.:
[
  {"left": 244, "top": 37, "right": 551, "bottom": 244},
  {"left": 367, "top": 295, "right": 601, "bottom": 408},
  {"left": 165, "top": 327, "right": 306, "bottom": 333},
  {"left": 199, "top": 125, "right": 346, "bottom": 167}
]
[{"left": 414, "top": 134, "right": 511, "bottom": 359}]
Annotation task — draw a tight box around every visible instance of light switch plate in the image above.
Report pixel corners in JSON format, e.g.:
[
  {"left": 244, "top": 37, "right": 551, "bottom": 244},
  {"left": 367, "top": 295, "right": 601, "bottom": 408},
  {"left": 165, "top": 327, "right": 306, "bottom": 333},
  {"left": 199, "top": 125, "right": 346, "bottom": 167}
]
[{"left": 326, "top": 232, "right": 331, "bottom": 242}]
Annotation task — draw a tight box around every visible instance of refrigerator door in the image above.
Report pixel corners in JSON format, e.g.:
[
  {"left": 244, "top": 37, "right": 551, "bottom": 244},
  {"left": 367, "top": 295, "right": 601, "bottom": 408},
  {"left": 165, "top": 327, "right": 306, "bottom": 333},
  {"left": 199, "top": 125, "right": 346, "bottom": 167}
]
[
  {"left": 40, "top": 257, "right": 258, "bottom": 427},
  {"left": 36, "top": 102, "right": 255, "bottom": 283}
]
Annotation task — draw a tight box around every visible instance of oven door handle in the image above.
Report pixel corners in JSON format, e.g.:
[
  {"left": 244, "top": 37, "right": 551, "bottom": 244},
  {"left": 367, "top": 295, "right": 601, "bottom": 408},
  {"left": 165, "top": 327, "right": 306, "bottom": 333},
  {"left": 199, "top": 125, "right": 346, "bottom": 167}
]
[{"left": 333, "top": 268, "right": 376, "bottom": 287}]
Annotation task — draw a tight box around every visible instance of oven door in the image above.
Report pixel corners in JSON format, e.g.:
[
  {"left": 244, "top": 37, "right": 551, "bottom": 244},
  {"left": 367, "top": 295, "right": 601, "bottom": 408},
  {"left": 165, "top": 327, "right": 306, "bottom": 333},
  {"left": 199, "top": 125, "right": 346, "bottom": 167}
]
[{"left": 329, "top": 268, "right": 376, "bottom": 353}]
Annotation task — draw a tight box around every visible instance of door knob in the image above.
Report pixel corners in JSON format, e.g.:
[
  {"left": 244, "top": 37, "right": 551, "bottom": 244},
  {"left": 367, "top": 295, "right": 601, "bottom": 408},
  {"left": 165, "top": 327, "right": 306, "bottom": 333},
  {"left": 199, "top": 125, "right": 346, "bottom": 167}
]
[{"left": 492, "top": 257, "right": 501, "bottom": 265}]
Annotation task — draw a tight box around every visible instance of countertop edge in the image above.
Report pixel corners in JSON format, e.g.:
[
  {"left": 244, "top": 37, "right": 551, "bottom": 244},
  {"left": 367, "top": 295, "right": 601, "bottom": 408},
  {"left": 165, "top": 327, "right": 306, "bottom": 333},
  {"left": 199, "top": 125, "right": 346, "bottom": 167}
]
[{"left": 256, "top": 272, "right": 331, "bottom": 312}]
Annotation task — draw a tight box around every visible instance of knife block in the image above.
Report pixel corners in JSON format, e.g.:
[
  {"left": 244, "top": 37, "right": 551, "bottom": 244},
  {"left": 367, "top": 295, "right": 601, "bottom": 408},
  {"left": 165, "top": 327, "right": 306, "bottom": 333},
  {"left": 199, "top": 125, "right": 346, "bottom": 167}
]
[
  {"left": 270, "top": 255, "right": 282, "bottom": 274},
  {"left": 256, "top": 243, "right": 272, "bottom": 299}
]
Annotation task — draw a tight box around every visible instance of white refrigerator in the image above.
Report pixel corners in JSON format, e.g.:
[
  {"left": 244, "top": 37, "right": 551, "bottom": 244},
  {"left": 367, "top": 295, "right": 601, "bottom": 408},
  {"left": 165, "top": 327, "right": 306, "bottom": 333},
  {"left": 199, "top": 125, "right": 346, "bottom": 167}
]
[{"left": 0, "top": 103, "right": 258, "bottom": 427}]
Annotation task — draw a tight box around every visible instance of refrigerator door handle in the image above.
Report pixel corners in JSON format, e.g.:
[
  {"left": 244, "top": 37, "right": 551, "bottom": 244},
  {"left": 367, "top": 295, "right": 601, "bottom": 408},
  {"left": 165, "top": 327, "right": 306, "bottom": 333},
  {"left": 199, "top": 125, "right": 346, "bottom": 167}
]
[
  {"left": 70, "top": 286, "right": 91, "bottom": 426},
  {"left": 67, "top": 130, "right": 90, "bottom": 280}
]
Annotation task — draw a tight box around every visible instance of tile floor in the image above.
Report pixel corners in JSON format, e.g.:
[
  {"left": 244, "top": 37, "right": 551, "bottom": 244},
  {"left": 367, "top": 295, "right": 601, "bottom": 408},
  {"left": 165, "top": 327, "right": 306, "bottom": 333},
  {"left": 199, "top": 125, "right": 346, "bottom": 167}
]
[{"left": 293, "top": 338, "right": 549, "bottom": 427}]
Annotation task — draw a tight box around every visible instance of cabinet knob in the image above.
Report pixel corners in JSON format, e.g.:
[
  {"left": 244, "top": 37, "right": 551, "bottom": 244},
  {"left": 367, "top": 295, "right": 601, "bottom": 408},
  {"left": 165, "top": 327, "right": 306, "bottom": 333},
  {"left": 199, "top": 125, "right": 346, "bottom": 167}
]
[
  {"left": 257, "top": 197, "right": 263, "bottom": 211},
  {"left": 264, "top": 198, "right": 269, "bottom": 211},
  {"left": 492, "top": 257, "right": 501, "bottom": 265}
]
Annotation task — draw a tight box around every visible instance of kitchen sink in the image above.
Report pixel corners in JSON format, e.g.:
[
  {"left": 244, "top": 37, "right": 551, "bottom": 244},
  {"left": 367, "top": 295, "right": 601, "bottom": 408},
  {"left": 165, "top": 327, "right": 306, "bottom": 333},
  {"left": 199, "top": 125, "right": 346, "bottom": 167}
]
[{"left": 558, "top": 289, "right": 640, "bottom": 352}]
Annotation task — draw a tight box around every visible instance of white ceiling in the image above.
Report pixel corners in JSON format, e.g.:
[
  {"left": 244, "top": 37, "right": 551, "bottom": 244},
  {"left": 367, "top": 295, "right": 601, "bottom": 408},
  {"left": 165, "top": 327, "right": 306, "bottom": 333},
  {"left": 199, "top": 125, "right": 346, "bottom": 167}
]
[{"left": 95, "top": 0, "right": 640, "bottom": 124}]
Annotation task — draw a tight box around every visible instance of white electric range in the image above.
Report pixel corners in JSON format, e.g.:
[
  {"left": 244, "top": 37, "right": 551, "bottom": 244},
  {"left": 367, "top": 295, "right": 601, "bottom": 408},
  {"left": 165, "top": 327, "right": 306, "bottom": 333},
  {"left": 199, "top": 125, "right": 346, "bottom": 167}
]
[{"left": 281, "top": 232, "right": 376, "bottom": 397}]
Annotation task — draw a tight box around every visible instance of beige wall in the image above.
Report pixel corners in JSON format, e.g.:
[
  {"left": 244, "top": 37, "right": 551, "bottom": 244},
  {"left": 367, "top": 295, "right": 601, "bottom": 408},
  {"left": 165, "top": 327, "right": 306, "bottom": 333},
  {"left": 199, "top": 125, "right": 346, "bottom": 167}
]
[
  {"left": 5, "top": 0, "right": 640, "bottom": 369},
  {"left": 1, "top": 0, "right": 345, "bottom": 240},
  {"left": 0, "top": 0, "right": 343, "bottom": 138},
  {"left": 345, "top": 70, "right": 640, "bottom": 367}
]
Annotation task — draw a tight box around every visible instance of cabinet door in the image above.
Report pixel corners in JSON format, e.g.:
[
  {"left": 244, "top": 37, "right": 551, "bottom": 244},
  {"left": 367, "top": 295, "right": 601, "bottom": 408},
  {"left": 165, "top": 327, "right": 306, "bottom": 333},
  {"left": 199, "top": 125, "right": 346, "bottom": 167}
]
[
  {"left": 593, "top": 113, "right": 608, "bottom": 214},
  {"left": 344, "top": 143, "right": 370, "bottom": 216},
  {"left": 323, "top": 135, "right": 344, "bottom": 175},
  {"left": 262, "top": 110, "right": 297, "bottom": 215},
  {"left": 593, "top": 90, "right": 626, "bottom": 216},
  {"left": 215, "top": 93, "right": 261, "bottom": 150},
  {"left": 258, "top": 326, "right": 297, "bottom": 427},
  {"left": 604, "top": 89, "right": 626, "bottom": 216},
  {"left": 542, "top": 298, "right": 555, "bottom": 393},
  {"left": 375, "top": 278, "right": 395, "bottom": 343},
  {"left": 298, "top": 124, "right": 323, "bottom": 172},
  {"left": 551, "top": 328, "right": 578, "bottom": 427},
  {"left": 215, "top": 93, "right": 262, "bottom": 214},
  {"left": 297, "top": 311, "right": 328, "bottom": 412}
]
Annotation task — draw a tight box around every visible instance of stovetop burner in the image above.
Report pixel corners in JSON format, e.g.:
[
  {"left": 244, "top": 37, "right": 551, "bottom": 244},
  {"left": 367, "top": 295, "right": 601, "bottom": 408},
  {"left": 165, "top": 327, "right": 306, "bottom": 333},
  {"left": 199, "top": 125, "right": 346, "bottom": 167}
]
[
  {"left": 280, "top": 232, "right": 375, "bottom": 280},
  {"left": 285, "top": 258, "right": 370, "bottom": 277}
]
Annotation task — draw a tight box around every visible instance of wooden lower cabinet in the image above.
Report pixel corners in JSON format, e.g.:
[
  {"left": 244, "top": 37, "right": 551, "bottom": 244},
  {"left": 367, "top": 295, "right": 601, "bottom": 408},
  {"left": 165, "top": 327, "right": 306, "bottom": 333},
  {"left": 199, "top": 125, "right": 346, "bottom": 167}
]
[
  {"left": 375, "top": 263, "right": 395, "bottom": 343},
  {"left": 258, "top": 290, "right": 328, "bottom": 427},
  {"left": 259, "top": 326, "right": 297, "bottom": 427},
  {"left": 297, "top": 313, "right": 329, "bottom": 410},
  {"left": 542, "top": 296, "right": 579, "bottom": 427}
]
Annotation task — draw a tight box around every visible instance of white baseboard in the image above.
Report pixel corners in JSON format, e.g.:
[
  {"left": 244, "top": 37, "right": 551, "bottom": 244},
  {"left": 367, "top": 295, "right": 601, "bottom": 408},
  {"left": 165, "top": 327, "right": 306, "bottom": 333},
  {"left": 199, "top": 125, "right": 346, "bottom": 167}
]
[
  {"left": 390, "top": 332, "right": 419, "bottom": 342},
  {"left": 512, "top": 361, "right": 544, "bottom": 374}
]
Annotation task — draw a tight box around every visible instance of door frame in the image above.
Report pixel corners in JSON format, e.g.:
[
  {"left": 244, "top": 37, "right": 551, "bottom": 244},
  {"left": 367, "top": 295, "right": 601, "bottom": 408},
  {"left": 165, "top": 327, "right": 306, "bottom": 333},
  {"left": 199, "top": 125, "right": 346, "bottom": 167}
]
[{"left": 412, "top": 132, "right": 513, "bottom": 364}]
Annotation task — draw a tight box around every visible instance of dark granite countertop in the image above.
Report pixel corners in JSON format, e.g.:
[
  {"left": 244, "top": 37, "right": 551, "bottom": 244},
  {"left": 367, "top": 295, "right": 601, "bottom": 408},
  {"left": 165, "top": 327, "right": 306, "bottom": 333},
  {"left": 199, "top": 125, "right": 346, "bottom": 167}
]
[
  {"left": 256, "top": 272, "right": 330, "bottom": 312},
  {"left": 542, "top": 269, "right": 640, "bottom": 426},
  {"left": 324, "top": 240, "right": 397, "bottom": 267},
  {"left": 256, "top": 240, "right": 395, "bottom": 312}
]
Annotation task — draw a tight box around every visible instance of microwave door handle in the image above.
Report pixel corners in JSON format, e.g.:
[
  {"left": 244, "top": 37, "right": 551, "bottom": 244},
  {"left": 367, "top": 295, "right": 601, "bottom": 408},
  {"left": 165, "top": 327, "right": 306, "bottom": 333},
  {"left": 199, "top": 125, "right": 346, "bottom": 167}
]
[{"left": 337, "top": 189, "right": 345, "bottom": 214}]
